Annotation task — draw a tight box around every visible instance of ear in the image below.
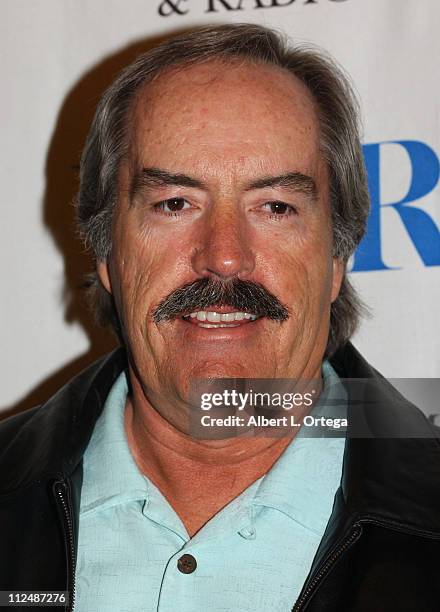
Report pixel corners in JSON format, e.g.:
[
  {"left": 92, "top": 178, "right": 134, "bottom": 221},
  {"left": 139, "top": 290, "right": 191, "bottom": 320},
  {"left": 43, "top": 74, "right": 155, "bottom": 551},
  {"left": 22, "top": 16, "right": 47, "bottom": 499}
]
[
  {"left": 331, "top": 258, "right": 344, "bottom": 303},
  {"left": 97, "top": 259, "right": 112, "bottom": 294}
]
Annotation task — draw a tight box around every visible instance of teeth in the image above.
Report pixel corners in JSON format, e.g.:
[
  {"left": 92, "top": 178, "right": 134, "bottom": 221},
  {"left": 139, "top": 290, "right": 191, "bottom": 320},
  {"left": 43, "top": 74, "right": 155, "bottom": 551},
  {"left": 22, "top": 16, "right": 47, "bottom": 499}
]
[
  {"left": 186, "top": 310, "right": 259, "bottom": 323},
  {"left": 199, "top": 323, "right": 240, "bottom": 328}
]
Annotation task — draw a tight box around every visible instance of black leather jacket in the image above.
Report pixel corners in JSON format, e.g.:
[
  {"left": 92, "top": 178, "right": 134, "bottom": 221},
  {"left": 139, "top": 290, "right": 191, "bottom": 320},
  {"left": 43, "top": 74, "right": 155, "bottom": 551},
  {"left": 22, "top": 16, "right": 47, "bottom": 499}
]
[{"left": 1, "top": 343, "right": 440, "bottom": 611}]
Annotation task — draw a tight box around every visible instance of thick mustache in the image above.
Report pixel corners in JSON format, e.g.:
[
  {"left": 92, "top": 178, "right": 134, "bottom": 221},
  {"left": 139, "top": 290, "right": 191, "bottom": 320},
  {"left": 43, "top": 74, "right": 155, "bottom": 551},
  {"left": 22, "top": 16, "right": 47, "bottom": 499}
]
[{"left": 153, "top": 277, "right": 289, "bottom": 322}]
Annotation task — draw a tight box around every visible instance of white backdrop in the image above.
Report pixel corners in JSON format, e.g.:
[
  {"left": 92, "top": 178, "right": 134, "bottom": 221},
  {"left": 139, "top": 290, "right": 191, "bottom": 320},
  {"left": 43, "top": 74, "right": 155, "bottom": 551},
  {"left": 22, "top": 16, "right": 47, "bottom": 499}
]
[{"left": 1, "top": 0, "right": 439, "bottom": 415}]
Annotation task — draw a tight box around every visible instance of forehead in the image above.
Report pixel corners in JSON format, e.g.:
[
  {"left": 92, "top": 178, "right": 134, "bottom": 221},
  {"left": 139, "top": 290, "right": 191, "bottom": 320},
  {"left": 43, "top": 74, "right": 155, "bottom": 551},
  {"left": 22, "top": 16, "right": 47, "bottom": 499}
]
[{"left": 128, "top": 59, "right": 322, "bottom": 180}]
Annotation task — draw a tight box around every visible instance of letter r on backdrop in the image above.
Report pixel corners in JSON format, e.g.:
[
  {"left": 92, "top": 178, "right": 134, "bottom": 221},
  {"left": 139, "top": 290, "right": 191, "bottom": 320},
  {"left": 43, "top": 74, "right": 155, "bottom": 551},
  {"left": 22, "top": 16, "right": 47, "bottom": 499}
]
[{"left": 353, "top": 141, "right": 439, "bottom": 271}]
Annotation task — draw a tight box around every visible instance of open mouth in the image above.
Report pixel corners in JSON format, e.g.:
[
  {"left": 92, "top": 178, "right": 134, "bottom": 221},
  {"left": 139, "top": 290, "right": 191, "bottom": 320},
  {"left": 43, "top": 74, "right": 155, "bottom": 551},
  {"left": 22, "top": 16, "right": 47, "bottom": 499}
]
[{"left": 181, "top": 309, "right": 260, "bottom": 329}]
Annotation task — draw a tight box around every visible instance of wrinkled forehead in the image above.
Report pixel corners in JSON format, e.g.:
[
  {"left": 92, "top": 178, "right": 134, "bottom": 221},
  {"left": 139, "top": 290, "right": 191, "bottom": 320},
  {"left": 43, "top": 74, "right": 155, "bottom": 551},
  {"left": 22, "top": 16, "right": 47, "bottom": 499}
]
[{"left": 125, "top": 59, "right": 324, "bottom": 186}]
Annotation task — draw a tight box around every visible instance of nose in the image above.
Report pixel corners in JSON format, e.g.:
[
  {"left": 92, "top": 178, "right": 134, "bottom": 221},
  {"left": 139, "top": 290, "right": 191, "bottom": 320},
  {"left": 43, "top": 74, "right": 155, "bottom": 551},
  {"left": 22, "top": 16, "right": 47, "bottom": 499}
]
[{"left": 191, "top": 202, "right": 255, "bottom": 281}]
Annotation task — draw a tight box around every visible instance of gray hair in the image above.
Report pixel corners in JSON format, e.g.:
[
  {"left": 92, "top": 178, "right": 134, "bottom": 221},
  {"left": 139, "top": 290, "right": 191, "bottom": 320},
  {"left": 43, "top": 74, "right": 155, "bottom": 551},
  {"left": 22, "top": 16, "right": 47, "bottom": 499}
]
[{"left": 76, "top": 23, "right": 370, "bottom": 356}]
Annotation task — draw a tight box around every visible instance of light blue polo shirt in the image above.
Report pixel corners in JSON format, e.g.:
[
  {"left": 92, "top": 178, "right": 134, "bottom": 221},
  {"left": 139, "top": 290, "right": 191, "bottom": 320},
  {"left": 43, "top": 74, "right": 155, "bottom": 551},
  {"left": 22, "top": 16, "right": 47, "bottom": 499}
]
[{"left": 75, "top": 362, "right": 346, "bottom": 612}]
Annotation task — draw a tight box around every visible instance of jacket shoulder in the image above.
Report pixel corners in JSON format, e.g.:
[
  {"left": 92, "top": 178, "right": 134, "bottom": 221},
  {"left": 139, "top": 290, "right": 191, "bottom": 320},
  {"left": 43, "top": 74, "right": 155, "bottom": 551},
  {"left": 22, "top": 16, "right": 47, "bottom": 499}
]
[
  {"left": 0, "top": 347, "right": 127, "bottom": 494},
  {"left": 0, "top": 405, "right": 43, "bottom": 448}
]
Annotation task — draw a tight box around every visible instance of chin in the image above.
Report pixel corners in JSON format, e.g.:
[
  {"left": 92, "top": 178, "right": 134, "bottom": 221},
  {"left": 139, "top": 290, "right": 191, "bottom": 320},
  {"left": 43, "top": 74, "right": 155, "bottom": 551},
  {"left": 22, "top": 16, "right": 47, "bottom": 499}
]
[{"left": 184, "top": 361, "right": 260, "bottom": 380}]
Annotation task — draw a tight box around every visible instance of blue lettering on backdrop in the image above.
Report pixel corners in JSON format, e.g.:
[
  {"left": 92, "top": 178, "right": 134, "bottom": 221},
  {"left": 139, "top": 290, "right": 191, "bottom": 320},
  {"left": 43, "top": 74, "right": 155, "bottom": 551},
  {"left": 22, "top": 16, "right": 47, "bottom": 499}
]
[{"left": 353, "top": 141, "right": 439, "bottom": 271}]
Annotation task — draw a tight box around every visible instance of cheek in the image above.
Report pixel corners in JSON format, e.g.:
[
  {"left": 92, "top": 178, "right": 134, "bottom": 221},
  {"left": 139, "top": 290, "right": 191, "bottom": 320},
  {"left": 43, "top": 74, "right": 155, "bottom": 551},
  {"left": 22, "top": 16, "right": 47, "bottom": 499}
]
[
  {"left": 110, "top": 214, "right": 194, "bottom": 328},
  {"left": 109, "top": 221, "right": 158, "bottom": 329},
  {"left": 254, "top": 217, "right": 333, "bottom": 309}
]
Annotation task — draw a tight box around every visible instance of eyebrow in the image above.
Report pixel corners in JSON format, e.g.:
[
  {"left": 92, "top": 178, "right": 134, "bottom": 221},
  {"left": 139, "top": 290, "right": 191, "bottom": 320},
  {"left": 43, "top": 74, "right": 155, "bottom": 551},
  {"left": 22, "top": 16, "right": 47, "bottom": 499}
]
[
  {"left": 131, "top": 167, "right": 317, "bottom": 200},
  {"left": 131, "top": 167, "right": 204, "bottom": 197},
  {"left": 246, "top": 172, "right": 317, "bottom": 198}
]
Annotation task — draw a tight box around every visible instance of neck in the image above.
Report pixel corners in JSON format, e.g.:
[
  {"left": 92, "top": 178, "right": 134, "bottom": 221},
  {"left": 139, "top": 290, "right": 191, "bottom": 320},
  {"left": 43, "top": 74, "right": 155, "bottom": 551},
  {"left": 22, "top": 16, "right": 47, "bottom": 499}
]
[{"left": 124, "top": 365, "right": 322, "bottom": 535}]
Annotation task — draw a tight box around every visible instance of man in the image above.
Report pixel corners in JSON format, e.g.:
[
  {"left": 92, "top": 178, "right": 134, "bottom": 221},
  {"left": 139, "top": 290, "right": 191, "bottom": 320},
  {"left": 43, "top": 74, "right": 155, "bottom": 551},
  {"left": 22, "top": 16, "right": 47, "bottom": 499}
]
[{"left": 1, "top": 23, "right": 439, "bottom": 612}]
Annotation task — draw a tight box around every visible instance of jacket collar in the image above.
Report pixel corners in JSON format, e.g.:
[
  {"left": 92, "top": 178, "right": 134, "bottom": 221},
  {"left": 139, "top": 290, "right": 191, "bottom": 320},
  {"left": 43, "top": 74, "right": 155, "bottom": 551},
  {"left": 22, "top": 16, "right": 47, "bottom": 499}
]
[
  {"left": 1, "top": 342, "right": 440, "bottom": 536},
  {"left": 331, "top": 343, "right": 440, "bottom": 535}
]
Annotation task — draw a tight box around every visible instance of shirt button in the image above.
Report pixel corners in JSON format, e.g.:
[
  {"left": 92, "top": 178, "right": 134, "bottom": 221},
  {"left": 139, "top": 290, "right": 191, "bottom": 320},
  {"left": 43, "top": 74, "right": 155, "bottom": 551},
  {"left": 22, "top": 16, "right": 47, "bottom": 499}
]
[
  {"left": 177, "top": 553, "right": 197, "bottom": 574},
  {"left": 238, "top": 526, "right": 256, "bottom": 540}
]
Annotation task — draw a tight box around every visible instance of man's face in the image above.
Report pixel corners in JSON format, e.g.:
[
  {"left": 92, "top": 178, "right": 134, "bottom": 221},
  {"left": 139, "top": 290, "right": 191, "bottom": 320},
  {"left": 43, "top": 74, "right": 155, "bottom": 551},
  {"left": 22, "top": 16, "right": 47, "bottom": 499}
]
[{"left": 98, "top": 60, "right": 343, "bottom": 427}]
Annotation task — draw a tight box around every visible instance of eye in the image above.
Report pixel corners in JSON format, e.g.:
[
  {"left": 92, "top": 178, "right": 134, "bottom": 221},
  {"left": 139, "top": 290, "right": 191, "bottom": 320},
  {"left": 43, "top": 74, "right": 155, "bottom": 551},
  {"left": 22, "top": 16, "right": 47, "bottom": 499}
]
[
  {"left": 154, "top": 197, "right": 191, "bottom": 214},
  {"left": 262, "top": 201, "right": 297, "bottom": 217}
]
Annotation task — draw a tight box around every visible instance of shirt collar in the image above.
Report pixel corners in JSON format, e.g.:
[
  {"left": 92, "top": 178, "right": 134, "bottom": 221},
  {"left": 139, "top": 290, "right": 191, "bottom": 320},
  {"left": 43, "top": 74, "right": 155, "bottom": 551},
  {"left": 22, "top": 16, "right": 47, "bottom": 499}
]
[
  {"left": 79, "top": 370, "right": 149, "bottom": 516},
  {"left": 249, "top": 360, "right": 347, "bottom": 534},
  {"left": 80, "top": 360, "right": 346, "bottom": 535}
]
